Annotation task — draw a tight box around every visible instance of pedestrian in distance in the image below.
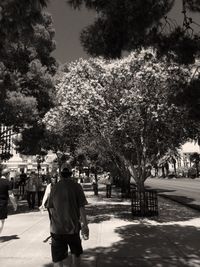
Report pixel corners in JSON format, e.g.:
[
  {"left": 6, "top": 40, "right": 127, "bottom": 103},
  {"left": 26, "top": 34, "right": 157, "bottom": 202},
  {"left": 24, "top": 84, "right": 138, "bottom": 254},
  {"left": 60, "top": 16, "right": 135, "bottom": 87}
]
[
  {"left": 0, "top": 169, "right": 17, "bottom": 235},
  {"left": 106, "top": 172, "right": 112, "bottom": 198},
  {"left": 37, "top": 175, "right": 47, "bottom": 207},
  {"left": 92, "top": 177, "right": 98, "bottom": 196},
  {"left": 48, "top": 167, "right": 89, "bottom": 267},
  {"left": 19, "top": 170, "right": 27, "bottom": 199},
  {"left": 26, "top": 171, "right": 37, "bottom": 210}
]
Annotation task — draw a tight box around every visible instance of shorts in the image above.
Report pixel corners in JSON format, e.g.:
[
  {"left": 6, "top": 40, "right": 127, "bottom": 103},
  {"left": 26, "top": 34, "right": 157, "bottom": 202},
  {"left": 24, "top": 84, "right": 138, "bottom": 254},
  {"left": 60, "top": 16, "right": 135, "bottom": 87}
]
[
  {"left": 51, "top": 232, "right": 83, "bottom": 263},
  {"left": 0, "top": 203, "right": 8, "bottom": 220}
]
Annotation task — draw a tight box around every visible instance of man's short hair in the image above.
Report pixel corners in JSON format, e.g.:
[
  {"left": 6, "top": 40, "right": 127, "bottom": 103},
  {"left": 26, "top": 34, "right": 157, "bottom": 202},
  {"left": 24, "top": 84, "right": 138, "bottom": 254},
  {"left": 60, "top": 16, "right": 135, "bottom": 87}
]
[{"left": 61, "top": 167, "right": 72, "bottom": 178}]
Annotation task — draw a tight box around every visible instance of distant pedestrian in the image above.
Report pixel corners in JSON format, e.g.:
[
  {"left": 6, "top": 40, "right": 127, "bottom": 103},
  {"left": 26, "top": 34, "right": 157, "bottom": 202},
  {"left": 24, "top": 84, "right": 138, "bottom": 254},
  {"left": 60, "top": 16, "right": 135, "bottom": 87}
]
[
  {"left": 37, "top": 176, "right": 46, "bottom": 207},
  {"left": 105, "top": 173, "right": 112, "bottom": 198},
  {"left": 92, "top": 177, "right": 98, "bottom": 196},
  {"left": 48, "top": 167, "right": 89, "bottom": 267},
  {"left": 26, "top": 171, "right": 37, "bottom": 210},
  {"left": 19, "top": 170, "right": 27, "bottom": 198},
  {"left": 0, "top": 169, "right": 17, "bottom": 234}
]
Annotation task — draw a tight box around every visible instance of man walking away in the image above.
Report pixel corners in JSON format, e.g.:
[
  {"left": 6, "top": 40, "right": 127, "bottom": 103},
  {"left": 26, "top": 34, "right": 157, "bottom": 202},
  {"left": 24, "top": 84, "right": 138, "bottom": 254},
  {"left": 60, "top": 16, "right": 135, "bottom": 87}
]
[
  {"left": 0, "top": 169, "right": 17, "bottom": 234},
  {"left": 49, "top": 167, "right": 89, "bottom": 267}
]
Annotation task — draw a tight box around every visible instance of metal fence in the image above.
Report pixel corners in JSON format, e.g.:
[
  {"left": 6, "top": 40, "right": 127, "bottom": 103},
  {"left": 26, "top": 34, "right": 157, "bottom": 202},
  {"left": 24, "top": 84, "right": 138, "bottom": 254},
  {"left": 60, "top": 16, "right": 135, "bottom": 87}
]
[{"left": 131, "top": 189, "right": 158, "bottom": 216}]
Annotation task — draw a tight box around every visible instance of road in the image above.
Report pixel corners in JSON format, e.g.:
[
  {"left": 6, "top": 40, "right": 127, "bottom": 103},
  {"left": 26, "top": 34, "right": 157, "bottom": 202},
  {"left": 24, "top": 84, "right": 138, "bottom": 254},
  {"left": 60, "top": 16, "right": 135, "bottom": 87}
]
[{"left": 145, "top": 177, "right": 200, "bottom": 210}]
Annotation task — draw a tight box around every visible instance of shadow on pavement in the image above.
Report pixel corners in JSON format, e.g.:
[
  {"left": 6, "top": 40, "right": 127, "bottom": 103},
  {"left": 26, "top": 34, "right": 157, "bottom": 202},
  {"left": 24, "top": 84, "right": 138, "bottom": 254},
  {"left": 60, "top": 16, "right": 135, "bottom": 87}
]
[
  {"left": 83, "top": 223, "right": 200, "bottom": 267},
  {"left": 0, "top": 234, "right": 20, "bottom": 242},
  {"left": 86, "top": 201, "right": 132, "bottom": 224},
  {"left": 8, "top": 200, "right": 41, "bottom": 216},
  {"left": 84, "top": 187, "right": 106, "bottom": 193},
  {"left": 159, "top": 194, "right": 200, "bottom": 211},
  {"left": 145, "top": 185, "right": 176, "bottom": 194},
  {"left": 8, "top": 200, "right": 29, "bottom": 215},
  {"left": 146, "top": 185, "right": 200, "bottom": 212},
  {"left": 86, "top": 193, "right": 200, "bottom": 224},
  {"left": 156, "top": 196, "right": 200, "bottom": 223}
]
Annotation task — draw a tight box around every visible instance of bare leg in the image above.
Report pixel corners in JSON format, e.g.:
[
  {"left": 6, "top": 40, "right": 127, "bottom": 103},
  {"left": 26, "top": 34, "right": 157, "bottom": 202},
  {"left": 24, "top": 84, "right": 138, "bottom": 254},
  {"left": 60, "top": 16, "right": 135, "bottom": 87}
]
[
  {"left": 63, "top": 255, "right": 72, "bottom": 267},
  {"left": 71, "top": 254, "right": 81, "bottom": 267},
  {"left": 53, "top": 261, "right": 63, "bottom": 267},
  {"left": 53, "top": 256, "right": 71, "bottom": 267},
  {"left": 0, "top": 220, "right": 5, "bottom": 235}
]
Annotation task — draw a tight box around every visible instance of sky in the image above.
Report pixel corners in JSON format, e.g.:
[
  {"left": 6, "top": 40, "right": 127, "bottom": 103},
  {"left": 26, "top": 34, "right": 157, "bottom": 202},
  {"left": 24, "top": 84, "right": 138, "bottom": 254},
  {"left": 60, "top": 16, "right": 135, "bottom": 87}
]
[
  {"left": 47, "top": 0, "right": 95, "bottom": 64},
  {"left": 47, "top": 0, "right": 200, "bottom": 64}
]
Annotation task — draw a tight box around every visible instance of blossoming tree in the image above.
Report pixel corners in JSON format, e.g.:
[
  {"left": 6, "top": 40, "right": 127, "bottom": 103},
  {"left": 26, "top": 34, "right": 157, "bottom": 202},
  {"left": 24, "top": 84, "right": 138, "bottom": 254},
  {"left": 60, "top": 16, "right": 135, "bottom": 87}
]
[{"left": 45, "top": 49, "right": 191, "bottom": 192}]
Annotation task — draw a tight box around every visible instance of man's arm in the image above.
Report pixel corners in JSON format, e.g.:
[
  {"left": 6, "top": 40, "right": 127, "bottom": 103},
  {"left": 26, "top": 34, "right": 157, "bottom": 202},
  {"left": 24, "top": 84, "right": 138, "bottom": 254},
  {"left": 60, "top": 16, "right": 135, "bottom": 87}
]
[
  {"left": 8, "top": 190, "right": 17, "bottom": 211},
  {"left": 80, "top": 206, "right": 89, "bottom": 239},
  {"left": 77, "top": 184, "right": 89, "bottom": 237},
  {"left": 40, "top": 184, "right": 51, "bottom": 209},
  {"left": 80, "top": 206, "right": 88, "bottom": 226}
]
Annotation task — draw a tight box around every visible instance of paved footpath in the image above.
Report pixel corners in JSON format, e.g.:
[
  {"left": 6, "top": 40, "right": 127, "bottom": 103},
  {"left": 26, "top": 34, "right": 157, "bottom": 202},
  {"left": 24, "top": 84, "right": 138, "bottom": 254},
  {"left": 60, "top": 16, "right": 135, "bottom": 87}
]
[{"left": 0, "top": 184, "right": 200, "bottom": 267}]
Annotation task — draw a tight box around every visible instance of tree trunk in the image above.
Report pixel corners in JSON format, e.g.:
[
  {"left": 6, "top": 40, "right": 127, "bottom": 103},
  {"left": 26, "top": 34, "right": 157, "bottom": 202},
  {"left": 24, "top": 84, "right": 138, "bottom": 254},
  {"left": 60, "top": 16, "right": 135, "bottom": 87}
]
[
  {"left": 136, "top": 176, "right": 148, "bottom": 216},
  {"left": 171, "top": 158, "right": 176, "bottom": 175},
  {"left": 154, "top": 165, "right": 158, "bottom": 177},
  {"left": 165, "top": 162, "right": 169, "bottom": 177},
  {"left": 94, "top": 168, "right": 98, "bottom": 195},
  {"left": 56, "top": 153, "right": 62, "bottom": 178},
  {"left": 111, "top": 154, "right": 131, "bottom": 197},
  {"left": 173, "top": 162, "right": 176, "bottom": 175},
  {"left": 136, "top": 178, "right": 145, "bottom": 193},
  {"left": 196, "top": 163, "right": 199, "bottom": 177},
  {"left": 56, "top": 152, "right": 69, "bottom": 178},
  {"left": 161, "top": 165, "right": 165, "bottom": 178}
]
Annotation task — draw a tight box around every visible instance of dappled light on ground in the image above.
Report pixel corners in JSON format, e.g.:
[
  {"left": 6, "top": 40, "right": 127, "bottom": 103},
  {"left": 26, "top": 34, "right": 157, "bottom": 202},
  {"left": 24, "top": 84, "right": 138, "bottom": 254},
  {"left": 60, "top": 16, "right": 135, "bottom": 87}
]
[
  {"left": 1, "top": 183, "right": 200, "bottom": 267},
  {"left": 83, "top": 184, "right": 200, "bottom": 266},
  {"left": 83, "top": 185, "right": 200, "bottom": 267},
  {"left": 84, "top": 216, "right": 200, "bottom": 266},
  {"left": 86, "top": 185, "right": 200, "bottom": 225}
]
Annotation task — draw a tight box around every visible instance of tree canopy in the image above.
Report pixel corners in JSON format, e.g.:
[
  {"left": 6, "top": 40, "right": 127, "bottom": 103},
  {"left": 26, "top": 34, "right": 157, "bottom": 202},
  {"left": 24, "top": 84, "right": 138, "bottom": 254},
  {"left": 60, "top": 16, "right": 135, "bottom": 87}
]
[
  {"left": 66, "top": 0, "right": 200, "bottom": 146},
  {"left": 0, "top": 0, "right": 57, "bottom": 128},
  {"left": 67, "top": 0, "right": 200, "bottom": 64},
  {"left": 0, "top": 0, "right": 57, "bottom": 158},
  {"left": 45, "top": 49, "right": 192, "bottom": 190}
]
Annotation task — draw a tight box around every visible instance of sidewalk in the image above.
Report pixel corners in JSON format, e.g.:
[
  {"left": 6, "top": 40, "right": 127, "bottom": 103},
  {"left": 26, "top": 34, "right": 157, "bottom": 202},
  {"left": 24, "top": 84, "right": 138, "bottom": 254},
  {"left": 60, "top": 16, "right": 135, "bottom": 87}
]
[{"left": 0, "top": 183, "right": 200, "bottom": 267}]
